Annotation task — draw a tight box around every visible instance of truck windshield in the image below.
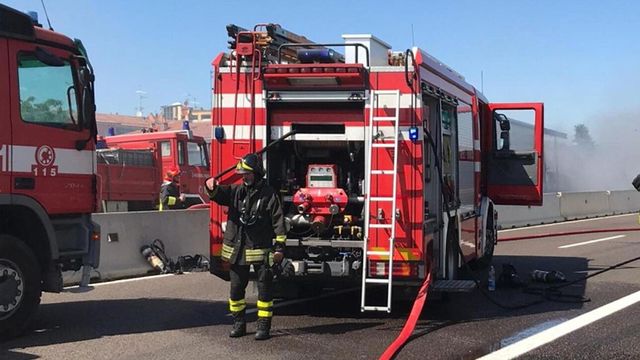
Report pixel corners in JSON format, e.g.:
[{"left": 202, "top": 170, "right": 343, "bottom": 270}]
[
  {"left": 187, "top": 142, "right": 208, "bottom": 167},
  {"left": 18, "top": 53, "right": 78, "bottom": 129}
]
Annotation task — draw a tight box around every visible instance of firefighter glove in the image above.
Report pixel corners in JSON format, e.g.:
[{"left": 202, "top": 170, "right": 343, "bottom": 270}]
[{"left": 205, "top": 177, "right": 217, "bottom": 197}]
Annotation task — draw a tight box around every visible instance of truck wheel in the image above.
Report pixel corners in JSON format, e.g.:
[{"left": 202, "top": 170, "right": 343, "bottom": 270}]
[
  {"left": 476, "top": 214, "right": 496, "bottom": 268},
  {"left": 0, "top": 235, "right": 42, "bottom": 338}
]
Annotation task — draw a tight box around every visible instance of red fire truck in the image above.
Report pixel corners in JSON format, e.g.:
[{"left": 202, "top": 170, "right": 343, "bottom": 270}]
[
  {"left": 0, "top": 5, "right": 99, "bottom": 336},
  {"left": 209, "top": 24, "right": 543, "bottom": 312},
  {"left": 98, "top": 129, "right": 210, "bottom": 211}
]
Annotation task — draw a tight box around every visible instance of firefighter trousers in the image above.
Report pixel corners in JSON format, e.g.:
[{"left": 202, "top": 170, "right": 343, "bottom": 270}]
[{"left": 229, "top": 263, "right": 273, "bottom": 318}]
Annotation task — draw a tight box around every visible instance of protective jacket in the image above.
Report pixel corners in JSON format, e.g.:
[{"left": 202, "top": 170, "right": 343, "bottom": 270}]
[
  {"left": 208, "top": 180, "right": 286, "bottom": 265},
  {"left": 159, "top": 181, "right": 183, "bottom": 210}
]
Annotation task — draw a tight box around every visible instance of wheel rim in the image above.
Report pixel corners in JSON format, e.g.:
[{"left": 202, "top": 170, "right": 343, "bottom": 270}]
[{"left": 0, "top": 259, "right": 25, "bottom": 319}]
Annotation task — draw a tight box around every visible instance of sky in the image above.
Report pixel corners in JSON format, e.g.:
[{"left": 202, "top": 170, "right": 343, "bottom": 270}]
[{"left": 5, "top": 0, "right": 640, "bottom": 139}]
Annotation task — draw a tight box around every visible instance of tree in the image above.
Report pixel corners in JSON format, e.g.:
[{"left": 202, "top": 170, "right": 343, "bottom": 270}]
[{"left": 573, "top": 124, "right": 595, "bottom": 150}]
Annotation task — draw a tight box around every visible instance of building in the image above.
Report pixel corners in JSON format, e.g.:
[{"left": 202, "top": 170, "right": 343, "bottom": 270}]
[
  {"left": 96, "top": 113, "right": 152, "bottom": 136},
  {"left": 161, "top": 101, "right": 211, "bottom": 122}
]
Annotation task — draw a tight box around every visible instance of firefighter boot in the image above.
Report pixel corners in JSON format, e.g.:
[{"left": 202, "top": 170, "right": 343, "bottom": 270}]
[
  {"left": 229, "top": 310, "right": 246, "bottom": 338},
  {"left": 254, "top": 317, "right": 272, "bottom": 340}
]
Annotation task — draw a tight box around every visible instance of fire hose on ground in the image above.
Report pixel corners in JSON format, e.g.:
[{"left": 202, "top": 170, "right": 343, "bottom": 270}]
[{"left": 380, "top": 223, "right": 640, "bottom": 359}]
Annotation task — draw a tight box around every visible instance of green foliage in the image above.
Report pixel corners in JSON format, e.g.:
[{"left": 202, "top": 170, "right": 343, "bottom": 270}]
[
  {"left": 573, "top": 123, "right": 595, "bottom": 149},
  {"left": 20, "top": 96, "right": 73, "bottom": 125}
]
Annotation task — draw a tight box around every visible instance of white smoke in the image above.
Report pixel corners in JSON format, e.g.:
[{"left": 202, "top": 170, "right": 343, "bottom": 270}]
[{"left": 551, "top": 112, "right": 640, "bottom": 192}]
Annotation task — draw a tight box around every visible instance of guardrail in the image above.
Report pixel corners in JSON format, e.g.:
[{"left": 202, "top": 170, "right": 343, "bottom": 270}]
[{"left": 496, "top": 190, "right": 640, "bottom": 229}]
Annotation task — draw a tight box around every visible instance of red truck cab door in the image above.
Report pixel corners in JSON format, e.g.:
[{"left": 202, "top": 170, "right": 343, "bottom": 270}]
[
  {"left": 486, "top": 102, "right": 544, "bottom": 205},
  {"left": 8, "top": 39, "right": 95, "bottom": 214}
]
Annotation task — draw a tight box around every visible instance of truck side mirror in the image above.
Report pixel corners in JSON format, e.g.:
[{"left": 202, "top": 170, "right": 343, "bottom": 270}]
[
  {"left": 495, "top": 113, "right": 511, "bottom": 151},
  {"left": 633, "top": 173, "right": 640, "bottom": 191},
  {"left": 497, "top": 113, "right": 511, "bottom": 131}
]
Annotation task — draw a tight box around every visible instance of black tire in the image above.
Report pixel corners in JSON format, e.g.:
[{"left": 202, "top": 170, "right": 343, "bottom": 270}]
[
  {"left": 0, "top": 234, "right": 42, "bottom": 338},
  {"left": 476, "top": 212, "right": 496, "bottom": 269}
]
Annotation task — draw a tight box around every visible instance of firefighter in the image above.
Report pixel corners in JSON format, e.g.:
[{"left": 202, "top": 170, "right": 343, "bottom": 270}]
[
  {"left": 159, "top": 166, "right": 186, "bottom": 210},
  {"left": 205, "top": 153, "right": 286, "bottom": 340}
]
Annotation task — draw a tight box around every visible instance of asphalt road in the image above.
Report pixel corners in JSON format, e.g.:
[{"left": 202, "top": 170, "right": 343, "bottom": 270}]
[{"left": 1, "top": 213, "right": 639, "bottom": 360}]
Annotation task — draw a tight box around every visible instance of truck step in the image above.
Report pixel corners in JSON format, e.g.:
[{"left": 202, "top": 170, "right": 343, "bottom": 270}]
[{"left": 431, "top": 280, "right": 477, "bottom": 292}]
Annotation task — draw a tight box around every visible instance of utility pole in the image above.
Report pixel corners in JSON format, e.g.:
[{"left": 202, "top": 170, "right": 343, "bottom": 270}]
[{"left": 135, "top": 90, "right": 147, "bottom": 117}]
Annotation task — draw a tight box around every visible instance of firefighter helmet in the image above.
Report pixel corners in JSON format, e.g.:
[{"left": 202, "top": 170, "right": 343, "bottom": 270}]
[
  {"left": 165, "top": 166, "right": 181, "bottom": 180},
  {"left": 236, "top": 153, "right": 264, "bottom": 176}
]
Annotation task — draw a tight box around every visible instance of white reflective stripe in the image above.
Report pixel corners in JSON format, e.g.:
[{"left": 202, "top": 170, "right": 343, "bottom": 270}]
[
  {"left": 475, "top": 161, "right": 481, "bottom": 172},
  {"left": 0, "top": 144, "right": 10, "bottom": 172},
  {"left": 11, "top": 145, "right": 94, "bottom": 175},
  {"left": 371, "top": 92, "right": 416, "bottom": 109},
  {"left": 215, "top": 93, "right": 265, "bottom": 109},
  {"left": 214, "top": 92, "right": 420, "bottom": 109},
  {"left": 219, "top": 125, "right": 266, "bottom": 141},
  {"left": 474, "top": 139, "right": 480, "bottom": 150}
]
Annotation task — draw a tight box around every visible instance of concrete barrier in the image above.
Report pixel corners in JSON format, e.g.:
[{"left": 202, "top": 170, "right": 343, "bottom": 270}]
[
  {"left": 64, "top": 209, "right": 209, "bottom": 285},
  {"left": 496, "top": 193, "right": 563, "bottom": 228},
  {"left": 64, "top": 190, "right": 638, "bottom": 284},
  {"left": 497, "top": 190, "right": 640, "bottom": 229},
  {"left": 608, "top": 190, "right": 640, "bottom": 214},
  {"left": 559, "top": 191, "right": 612, "bottom": 219}
]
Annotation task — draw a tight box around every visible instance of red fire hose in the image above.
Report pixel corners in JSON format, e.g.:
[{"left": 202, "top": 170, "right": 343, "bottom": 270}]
[
  {"left": 380, "top": 221, "right": 640, "bottom": 358},
  {"left": 379, "top": 271, "right": 432, "bottom": 360}
]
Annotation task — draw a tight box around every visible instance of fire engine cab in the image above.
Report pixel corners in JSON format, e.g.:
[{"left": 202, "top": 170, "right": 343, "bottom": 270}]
[
  {"left": 209, "top": 24, "right": 544, "bottom": 312},
  {"left": 0, "top": 5, "right": 99, "bottom": 336},
  {"left": 98, "top": 129, "right": 210, "bottom": 211}
]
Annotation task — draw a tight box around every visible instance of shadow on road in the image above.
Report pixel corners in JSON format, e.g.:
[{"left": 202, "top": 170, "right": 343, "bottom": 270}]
[
  {"left": 276, "top": 255, "right": 590, "bottom": 335},
  {"left": 0, "top": 298, "right": 227, "bottom": 358}
]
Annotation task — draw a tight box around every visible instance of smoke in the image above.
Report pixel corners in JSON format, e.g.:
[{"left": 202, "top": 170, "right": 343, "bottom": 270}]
[{"left": 550, "top": 111, "right": 640, "bottom": 192}]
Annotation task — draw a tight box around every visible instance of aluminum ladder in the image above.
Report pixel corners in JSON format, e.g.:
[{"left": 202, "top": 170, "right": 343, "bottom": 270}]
[{"left": 361, "top": 89, "right": 401, "bottom": 313}]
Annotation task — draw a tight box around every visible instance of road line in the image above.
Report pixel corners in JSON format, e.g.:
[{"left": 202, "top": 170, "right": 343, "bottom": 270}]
[
  {"left": 64, "top": 274, "right": 175, "bottom": 289},
  {"left": 558, "top": 235, "right": 626, "bottom": 249},
  {"left": 478, "top": 289, "right": 640, "bottom": 360},
  {"left": 245, "top": 287, "right": 359, "bottom": 315},
  {"left": 499, "top": 213, "right": 636, "bottom": 233}
]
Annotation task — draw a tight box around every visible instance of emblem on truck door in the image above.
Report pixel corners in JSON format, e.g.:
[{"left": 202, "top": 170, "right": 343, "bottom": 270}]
[{"left": 32, "top": 145, "right": 58, "bottom": 176}]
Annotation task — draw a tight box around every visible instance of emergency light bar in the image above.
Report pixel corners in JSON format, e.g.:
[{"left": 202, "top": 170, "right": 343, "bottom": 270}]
[{"left": 264, "top": 64, "right": 366, "bottom": 90}]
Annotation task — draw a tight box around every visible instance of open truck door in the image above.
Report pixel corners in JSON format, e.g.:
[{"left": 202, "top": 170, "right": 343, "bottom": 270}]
[{"left": 486, "top": 102, "right": 544, "bottom": 205}]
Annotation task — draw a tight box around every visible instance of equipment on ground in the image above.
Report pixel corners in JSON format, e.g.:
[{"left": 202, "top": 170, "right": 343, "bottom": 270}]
[{"left": 140, "top": 239, "right": 210, "bottom": 274}]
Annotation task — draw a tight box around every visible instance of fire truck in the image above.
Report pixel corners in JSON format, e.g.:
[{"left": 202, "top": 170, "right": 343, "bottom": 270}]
[
  {"left": 209, "top": 24, "right": 544, "bottom": 312},
  {"left": 97, "top": 129, "right": 210, "bottom": 211},
  {"left": 0, "top": 5, "right": 99, "bottom": 336}
]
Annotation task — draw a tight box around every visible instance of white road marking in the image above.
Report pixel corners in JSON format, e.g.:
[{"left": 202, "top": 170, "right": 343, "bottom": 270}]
[
  {"left": 558, "top": 235, "right": 626, "bottom": 249},
  {"left": 64, "top": 274, "right": 175, "bottom": 289},
  {"left": 478, "top": 289, "right": 640, "bottom": 360},
  {"left": 499, "top": 213, "right": 636, "bottom": 233},
  {"left": 245, "top": 287, "right": 359, "bottom": 315}
]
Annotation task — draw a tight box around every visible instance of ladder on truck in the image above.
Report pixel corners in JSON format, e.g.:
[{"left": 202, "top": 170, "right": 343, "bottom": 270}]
[{"left": 361, "top": 90, "right": 401, "bottom": 313}]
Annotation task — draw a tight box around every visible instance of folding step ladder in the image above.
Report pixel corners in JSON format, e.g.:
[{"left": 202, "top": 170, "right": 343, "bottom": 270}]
[{"left": 361, "top": 90, "right": 401, "bottom": 313}]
